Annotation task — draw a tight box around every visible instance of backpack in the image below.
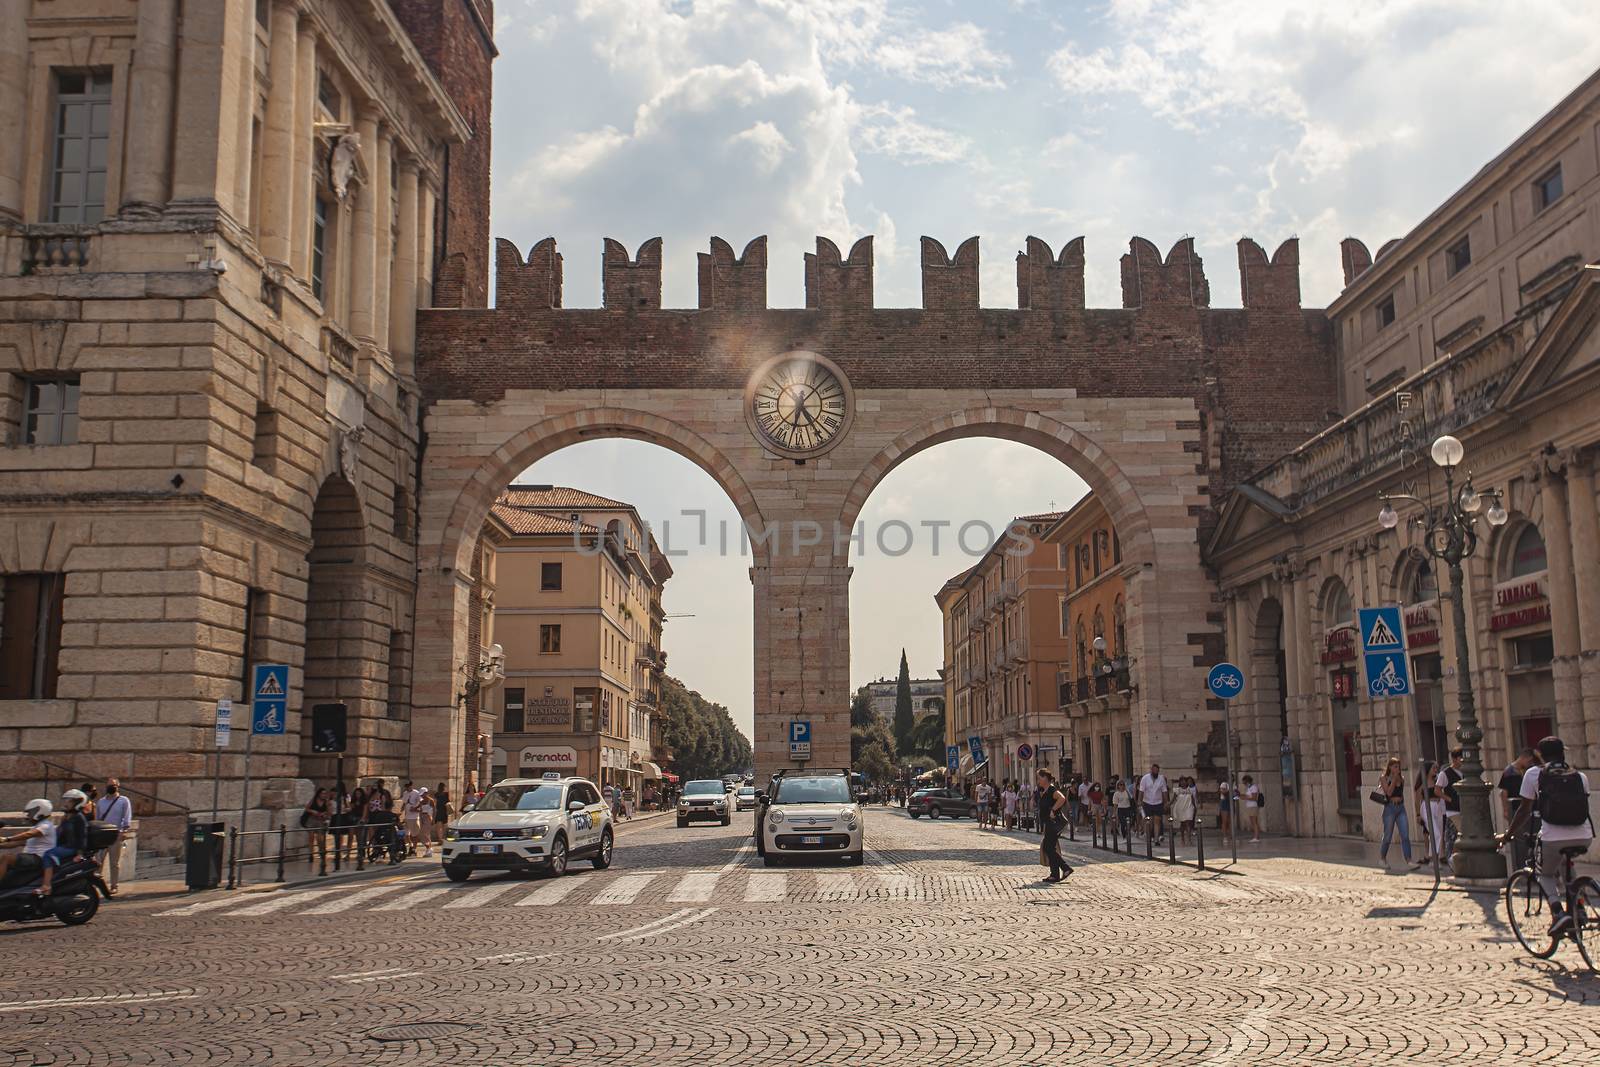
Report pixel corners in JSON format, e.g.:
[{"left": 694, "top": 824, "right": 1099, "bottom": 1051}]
[{"left": 1537, "top": 765, "right": 1591, "bottom": 827}]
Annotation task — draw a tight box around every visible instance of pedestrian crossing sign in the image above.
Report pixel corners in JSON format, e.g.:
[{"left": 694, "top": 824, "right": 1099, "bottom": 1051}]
[
  {"left": 1357, "top": 607, "right": 1410, "bottom": 699},
  {"left": 250, "top": 663, "right": 290, "bottom": 735},
  {"left": 1358, "top": 606, "right": 1405, "bottom": 652}
]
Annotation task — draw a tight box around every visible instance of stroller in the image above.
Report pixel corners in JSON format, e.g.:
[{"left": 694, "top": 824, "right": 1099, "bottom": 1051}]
[{"left": 364, "top": 812, "right": 405, "bottom": 865}]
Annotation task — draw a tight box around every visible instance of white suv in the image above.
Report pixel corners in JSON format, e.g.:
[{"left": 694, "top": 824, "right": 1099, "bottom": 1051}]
[
  {"left": 442, "top": 775, "right": 613, "bottom": 881},
  {"left": 677, "top": 779, "right": 733, "bottom": 826},
  {"left": 760, "top": 770, "right": 864, "bottom": 866}
]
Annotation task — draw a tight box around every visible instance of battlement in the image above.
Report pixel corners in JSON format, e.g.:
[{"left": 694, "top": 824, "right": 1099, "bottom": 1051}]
[
  {"left": 486, "top": 234, "right": 1322, "bottom": 312},
  {"left": 698, "top": 236, "right": 768, "bottom": 309},
  {"left": 1341, "top": 237, "right": 1373, "bottom": 287}
]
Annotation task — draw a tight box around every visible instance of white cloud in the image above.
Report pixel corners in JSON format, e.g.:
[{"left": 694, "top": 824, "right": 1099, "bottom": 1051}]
[
  {"left": 872, "top": 22, "right": 1011, "bottom": 89},
  {"left": 728, "top": 120, "right": 794, "bottom": 172},
  {"left": 855, "top": 104, "right": 972, "bottom": 164}
]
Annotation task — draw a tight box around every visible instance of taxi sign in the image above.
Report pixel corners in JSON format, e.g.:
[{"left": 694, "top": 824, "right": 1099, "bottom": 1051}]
[{"left": 541, "top": 771, "right": 562, "bottom": 780}]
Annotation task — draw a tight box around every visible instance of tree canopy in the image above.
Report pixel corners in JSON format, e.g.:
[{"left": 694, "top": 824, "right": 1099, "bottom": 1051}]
[
  {"left": 892, "top": 649, "right": 915, "bottom": 754},
  {"left": 657, "top": 675, "right": 753, "bottom": 780}
]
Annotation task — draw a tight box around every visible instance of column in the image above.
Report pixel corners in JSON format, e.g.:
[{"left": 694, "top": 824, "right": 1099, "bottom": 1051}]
[
  {"left": 1538, "top": 462, "right": 1586, "bottom": 746},
  {"left": 0, "top": 0, "right": 30, "bottom": 220},
  {"left": 1564, "top": 450, "right": 1600, "bottom": 767},
  {"left": 231, "top": 0, "right": 257, "bottom": 224},
  {"left": 257, "top": 0, "right": 299, "bottom": 265},
  {"left": 121, "top": 0, "right": 179, "bottom": 214},
  {"left": 373, "top": 133, "right": 392, "bottom": 350},
  {"left": 388, "top": 158, "right": 419, "bottom": 372},
  {"left": 169, "top": 0, "right": 247, "bottom": 213},
  {"left": 289, "top": 23, "right": 317, "bottom": 279},
  {"left": 347, "top": 109, "right": 380, "bottom": 340},
  {"left": 417, "top": 180, "right": 436, "bottom": 309}
]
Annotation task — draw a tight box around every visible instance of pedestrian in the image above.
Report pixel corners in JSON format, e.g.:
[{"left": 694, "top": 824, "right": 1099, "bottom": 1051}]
[
  {"left": 1137, "top": 763, "right": 1169, "bottom": 846},
  {"left": 1002, "top": 781, "right": 1018, "bottom": 830},
  {"left": 1416, "top": 760, "right": 1445, "bottom": 864},
  {"left": 1438, "top": 749, "right": 1464, "bottom": 862},
  {"left": 1375, "top": 757, "right": 1415, "bottom": 870},
  {"left": 1499, "top": 735, "right": 1592, "bottom": 938},
  {"left": 1497, "top": 748, "right": 1540, "bottom": 871},
  {"left": 417, "top": 788, "right": 435, "bottom": 858},
  {"left": 1216, "top": 778, "right": 1232, "bottom": 844},
  {"left": 94, "top": 778, "right": 132, "bottom": 896},
  {"left": 1171, "top": 776, "right": 1196, "bottom": 846},
  {"left": 1089, "top": 781, "right": 1105, "bottom": 836},
  {"left": 975, "top": 779, "right": 992, "bottom": 829},
  {"left": 1035, "top": 770, "right": 1073, "bottom": 882},
  {"left": 1066, "top": 775, "right": 1081, "bottom": 828},
  {"left": 1242, "top": 776, "right": 1263, "bottom": 842},
  {"left": 433, "top": 782, "right": 451, "bottom": 845},
  {"left": 80, "top": 783, "right": 99, "bottom": 820},
  {"left": 1112, "top": 777, "right": 1133, "bottom": 841},
  {"left": 400, "top": 781, "right": 423, "bottom": 857},
  {"left": 302, "top": 787, "right": 331, "bottom": 866}
]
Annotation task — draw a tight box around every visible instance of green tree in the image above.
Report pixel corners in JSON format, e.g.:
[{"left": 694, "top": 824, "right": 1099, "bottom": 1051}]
[
  {"left": 909, "top": 695, "right": 947, "bottom": 762},
  {"left": 849, "top": 686, "right": 875, "bottom": 729},
  {"left": 892, "top": 649, "right": 915, "bottom": 754},
  {"left": 658, "top": 674, "right": 752, "bottom": 779},
  {"left": 854, "top": 739, "right": 895, "bottom": 784}
]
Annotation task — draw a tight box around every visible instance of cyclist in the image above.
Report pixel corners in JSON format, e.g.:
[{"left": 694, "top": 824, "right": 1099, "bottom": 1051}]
[{"left": 1498, "top": 735, "right": 1593, "bottom": 936}]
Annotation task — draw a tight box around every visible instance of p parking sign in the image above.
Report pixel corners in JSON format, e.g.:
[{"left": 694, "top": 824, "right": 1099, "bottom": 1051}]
[{"left": 789, "top": 720, "right": 811, "bottom": 760}]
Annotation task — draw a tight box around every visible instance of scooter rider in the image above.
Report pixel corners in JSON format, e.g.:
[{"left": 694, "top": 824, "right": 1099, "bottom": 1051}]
[
  {"left": 48, "top": 789, "right": 91, "bottom": 893},
  {"left": 0, "top": 800, "right": 58, "bottom": 892}
]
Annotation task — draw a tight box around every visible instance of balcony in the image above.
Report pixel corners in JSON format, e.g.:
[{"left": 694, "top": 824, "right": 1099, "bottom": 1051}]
[
  {"left": 1007, "top": 638, "right": 1026, "bottom": 663},
  {"left": 321, "top": 324, "right": 357, "bottom": 370},
  {"left": 21, "top": 225, "right": 93, "bottom": 273}
]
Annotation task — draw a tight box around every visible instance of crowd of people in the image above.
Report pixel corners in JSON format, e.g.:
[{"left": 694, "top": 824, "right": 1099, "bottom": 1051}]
[{"left": 298, "top": 779, "right": 459, "bottom": 866}]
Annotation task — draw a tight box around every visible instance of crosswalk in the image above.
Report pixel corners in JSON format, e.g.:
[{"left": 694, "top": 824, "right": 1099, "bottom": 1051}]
[{"left": 152, "top": 865, "right": 1052, "bottom": 919}]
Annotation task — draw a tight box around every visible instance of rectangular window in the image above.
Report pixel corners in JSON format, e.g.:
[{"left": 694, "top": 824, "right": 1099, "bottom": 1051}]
[
  {"left": 1444, "top": 236, "right": 1471, "bottom": 278},
  {"left": 573, "top": 687, "right": 596, "bottom": 733},
  {"left": 23, "top": 377, "right": 80, "bottom": 446},
  {"left": 1057, "top": 544, "right": 1068, "bottom": 571},
  {"left": 49, "top": 71, "right": 112, "bottom": 223},
  {"left": 1058, "top": 597, "right": 1070, "bottom": 638},
  {"left": 255, "top": 0, "right": 269, "bottom": 28},
  {"left": 238, "top": 588, "right": 264, "bottom": 702},
  {"left": 1376, "top": 294, "right": 1396, "bottom": 330},
  {"left": 311, "top": 197, "right": 329, "bottom": 302},
  {"left": 1534, "top": 164, "right": 1563, "bottom": 212},
  {"left": 503, "top": 687, "right": 525, "bottom": 733},
  {"left": 541, "top": 562, "right": 562, "bottom": 591},
  {"left": 0, "top": 573, "right": 65, "bottom": 700},
  {"left": 316, "top": 72, "right": 342, "bottom": 121},
  {"left": 539, "top": 624, "right": 561, "bottom": 654}
]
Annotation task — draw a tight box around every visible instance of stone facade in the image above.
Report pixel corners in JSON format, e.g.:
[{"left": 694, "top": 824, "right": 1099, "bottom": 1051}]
[
  {"left": 0, "top": 0, "right": 491, "bottom": 849},
  {"left": 1207, "top": 68, "right": 1600, "bottom": 844}
]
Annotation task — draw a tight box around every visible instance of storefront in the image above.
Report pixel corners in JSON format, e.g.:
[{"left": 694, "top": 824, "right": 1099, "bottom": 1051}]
[
  {"left": 1403, "top": 563, "right": 1447, "bottom": 763},
  {"left": 1495, "top": 524, "right": 1554, "bottom": 753},
  {"left": 1322, "top": 611, "right": 1360, "bottom": 817}
]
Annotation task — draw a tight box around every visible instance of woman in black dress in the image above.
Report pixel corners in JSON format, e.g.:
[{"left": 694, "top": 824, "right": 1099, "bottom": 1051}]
[
  {"left": 1036, "top": 770, "right": 1074, "bottom": 882},
  {"left": 433, "top": 783, "right": 450, "bottom": 846}
]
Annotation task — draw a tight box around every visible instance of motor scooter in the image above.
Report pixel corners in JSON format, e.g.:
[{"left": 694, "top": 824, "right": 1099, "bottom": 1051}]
[{"left": 0, "top": 852, "right": 111, "bottom": 926}]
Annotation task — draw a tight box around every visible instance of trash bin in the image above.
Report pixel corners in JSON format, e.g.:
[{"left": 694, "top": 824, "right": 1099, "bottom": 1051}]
[{"left": 186, "top": 821, "right": 225, "bottom": 890}]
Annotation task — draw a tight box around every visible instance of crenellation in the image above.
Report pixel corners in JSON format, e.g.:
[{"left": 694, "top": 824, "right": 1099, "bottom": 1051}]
[
  {"left": 602, "top": 237, "right": 663, "bottom": 310},
  {"left": 1016, "top": 236, "right": 1085, "bottom": 310},
  {"left": 805, "top": 236, "right": 874, "bottom": 310},
  {"left": 1237, "top": 238, "right": 1301, "bottom": 309},
  {"left": 1121, "top": 236, "right": 1210, "bottom": 308},
  {"left": 493, "top": 237, "right": 563, "bottom": 310},
  {"left": 920, "top": 236, "right": 979, "bottom": 310},
  {"left": 1340, "top": 237, "right": 1372, "bottom": 287},
  {"left": 698, "top": 236, "right": 767, "bottom": 310}
]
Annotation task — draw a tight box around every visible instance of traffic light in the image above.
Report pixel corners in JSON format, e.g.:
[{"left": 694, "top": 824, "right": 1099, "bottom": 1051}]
[{"left": 311, "top": 703, "right": 347, "bottom": 753}]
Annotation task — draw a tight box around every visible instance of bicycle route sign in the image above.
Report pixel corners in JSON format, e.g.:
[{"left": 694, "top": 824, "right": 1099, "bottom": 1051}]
[
  {"left": 1358, "top": 606, "right": 1411, "bottom": 698},
  {"left": 1206, "top": 662, "right": 1245, "bottom": 700},
  {"left": 251, "top": 663, "right": 290, "bottom": 735}
]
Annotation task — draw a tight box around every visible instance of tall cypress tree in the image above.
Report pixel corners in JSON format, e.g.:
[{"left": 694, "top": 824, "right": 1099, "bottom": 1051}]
[{"left": 893, "top": 649, "right": 915, "bottom": 755}]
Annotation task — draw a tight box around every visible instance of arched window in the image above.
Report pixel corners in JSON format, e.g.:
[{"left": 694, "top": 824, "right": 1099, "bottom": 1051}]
[
  {"left": 1407, "top": 558, "right": 1438, "bottom": 603},
  {"left": 1326, "top": 581, "right": 1352, "bottom": 626},
  {"left": 1092, "top": 608, "right": 1105, "bottom": 643},
  {"left": 1509, "top": 524, "right": 1548, "bottom": 578}
]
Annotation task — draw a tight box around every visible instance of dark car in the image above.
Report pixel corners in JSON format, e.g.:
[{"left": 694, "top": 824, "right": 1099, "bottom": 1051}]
[{"left": 906, "top": 787, "right": 975, "bottom": 819}]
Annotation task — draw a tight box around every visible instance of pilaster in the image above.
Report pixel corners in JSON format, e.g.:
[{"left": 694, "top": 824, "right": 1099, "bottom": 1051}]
[
  {"left": 1563, "top": 448, "right": 1600, "bottom": 767},
  {"left": 121, "top": 0, "right": 179, "bottom": 215},
  {"left": 0, "top": 0, "right": 31, "bottom": 220},
  {"left": 1537, "top": 454, "right": 1586, "bottom": 747},
  {"left": 258, "top": 0, "right": 299, "bottom": 265}
]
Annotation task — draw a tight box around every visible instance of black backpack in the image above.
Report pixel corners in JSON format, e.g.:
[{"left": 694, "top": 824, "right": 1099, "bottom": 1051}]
[{"left": 1537, "top": 765, "right": 1591, "bottom": 827}]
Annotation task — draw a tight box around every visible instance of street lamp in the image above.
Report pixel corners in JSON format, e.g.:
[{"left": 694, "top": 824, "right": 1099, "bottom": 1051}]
[{"left": 1377, "top": 434, "right": 1508, "bottom": 880}]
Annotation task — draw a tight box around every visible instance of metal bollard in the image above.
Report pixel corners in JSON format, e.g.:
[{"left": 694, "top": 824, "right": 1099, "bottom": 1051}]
[
  {"left": 1146, "top": 828, "right": 1154, "bottom": 860},
  {"left": 318, "top": 829, "right": 328, "bottom": 877},
  {"left": 226, "top": 826, "right": 238, "bottom": 890},
  {"left": 276, "top": 825, "right": 287, "bottom": 882},
  {"left": 1196, "top": 818, "right": 1206, "bottom": 870},
  {"left": 1168, "top": 827, "right": 1176, "bottom": 864},
  {"left": 356, "top": 824, "right": 367, "bottom": 871}
]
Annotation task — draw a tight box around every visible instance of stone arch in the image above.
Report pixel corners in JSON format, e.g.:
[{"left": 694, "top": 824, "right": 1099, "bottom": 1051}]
[
  {"left": 1241, "top": 595, "right": 1287, "bottom": 828},
  {"left": 431, "top": 406, "right": 768, "bottom": 577},
  {"left": 303, "top": 473, "right": 377, "bottom": 782}
]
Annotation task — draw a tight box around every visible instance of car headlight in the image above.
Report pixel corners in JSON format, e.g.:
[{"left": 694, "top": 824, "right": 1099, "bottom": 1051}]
[
  {"left": 843, "top": 815, "right": 858, "bottom": 830},
  {"left": 714, "top": 800, "right": 726, "bottom": 809},
  {"left": 444, "top": 828, "right": 459, "bottom": 841},
  {"left": 519, "top": 825, "right": 548, "bottom": 840},
  {"left": 768, "top": 808, "right": 784, "bottom": 825}
]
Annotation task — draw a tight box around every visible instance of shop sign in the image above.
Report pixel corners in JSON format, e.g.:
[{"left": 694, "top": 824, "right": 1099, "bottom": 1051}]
[
  {"left": 1496, "top": 578, "right": 1546, "bottom": 607},
  {"left": 1321, "top": 627, "right": 1357, "bottom": 664},
  {"left": 1331, "top": 669, "right": 1356, "bottom": 700},
  {"left": 519, "top": 746, "right": 577, "bottom": 768},
  {"left": 1405, "top": 604, "right": 1439, "bottom": 648},
  {"left": 524, "top": 697, "right": 571, "bottom": 726},
  {"left": 1491, "top": 602, "right": 1552, "bottom": 632}
]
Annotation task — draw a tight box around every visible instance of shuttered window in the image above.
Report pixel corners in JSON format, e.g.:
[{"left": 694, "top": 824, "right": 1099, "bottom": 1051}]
[{"left": 0, "top": 574, "right": 65, "bottom": 699}]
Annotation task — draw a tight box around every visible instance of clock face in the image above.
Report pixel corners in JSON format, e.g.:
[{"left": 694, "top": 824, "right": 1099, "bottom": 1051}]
[{"left": 746, "top": 353, "right": 852, "bottom": 458}]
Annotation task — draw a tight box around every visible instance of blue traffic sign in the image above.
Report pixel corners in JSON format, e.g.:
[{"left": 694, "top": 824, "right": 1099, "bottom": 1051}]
[
  {"left": 946, "top": 744, "right": 960, "bottom": 772},
  {"left": 1207, "top": 662, "right": 1246, "bottom": 700},
  {"left": 1357, "top": 606, "right": 1405, "bottom": 652},
  {"left": 1364, "top": 650, "right": 1413, "bottom": 698},
  {"left": 967, "top": 735, "right": 986, "bottom": 766},
  {"left": 251, "top": 664, "right": 289, "bottom": 735},
  {"left": 1358, "top": 606, "right": 1411, "bottom": 698},
  {"left": 789, "top": 719, "right": 811, "bottom": 759}
]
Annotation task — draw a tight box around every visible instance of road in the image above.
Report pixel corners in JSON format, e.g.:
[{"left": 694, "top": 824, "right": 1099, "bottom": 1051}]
[{"left": 2, "top": 808, "right": 1597, "bottom": 1065}]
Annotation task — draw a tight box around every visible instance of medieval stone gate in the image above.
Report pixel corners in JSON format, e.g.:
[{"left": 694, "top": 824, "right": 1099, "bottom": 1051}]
[{"left": 411, "top": 233, "right": 1333, "bottom": 786}]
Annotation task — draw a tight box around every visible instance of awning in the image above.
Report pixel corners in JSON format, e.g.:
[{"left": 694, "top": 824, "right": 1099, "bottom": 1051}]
[
  {"left": 661, "top": 772, "right": 679, "bottom": 782},
  {"left": 640, "top": 761, "right": 663, "bottom": 779}
]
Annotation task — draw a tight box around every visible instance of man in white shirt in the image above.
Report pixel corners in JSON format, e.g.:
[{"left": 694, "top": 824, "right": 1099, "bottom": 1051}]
[
  {"left": 400, "top": 781, "right": 423, "bottom": 857},
  {"left": 975, "top": 780, "right": 993, "bottom": 829},
  {"left": 1137, "top": 763, "right": 1170, "bottom": 845},
  {"left": 1001, "top": 783, "right": 1019, "bottom": 830},
  {"left": 94, "top": 778, "right": 133, "bottom": 895},
  {"left": 1504, "top": 735, "right": 1593, "bottom": 936}
]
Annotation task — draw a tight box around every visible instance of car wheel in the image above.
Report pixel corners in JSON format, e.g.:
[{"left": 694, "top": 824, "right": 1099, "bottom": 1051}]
[
  {"left": 909, "top": 812, "right": 920, "bottom": 819},
  {"left": 443, "top": 865, "right": 471, "bottom": 883},
  {"left": 545, "top": 835, "right": 568, "bottom": 877},
  {"left": 592, "top": 829, "right": 614, "bottom": 870},
  {"left": 848, "top": 850, "right": 865, "bottom": 866},
  {"left": 929, "top": 806, "right": 942, "bottom": 819},
  {"left": 56, "top": 891, "right": 99, "bottom": 926},
  {"left": 763, "top": 855, "right": 779, "bottom": 867},
  {"left": 677, "top": 818, "right": 688, "bottom": 828}
]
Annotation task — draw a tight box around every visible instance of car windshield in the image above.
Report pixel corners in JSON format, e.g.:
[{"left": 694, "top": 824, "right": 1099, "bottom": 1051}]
[
  {"left": 773, "top": 776, "right": 851, "bottom": 804},
  {"left": 913, "top": 789, "right": 935, "bottom": 797},
  {"left": 476, "top": 784, "right": 562, "bottom": 811},
  {"left": 684, "top": 780, "right": 724, "bottom": 796},
  {"left": 738, "top": 788, "right": 754, "bottom": 797}
]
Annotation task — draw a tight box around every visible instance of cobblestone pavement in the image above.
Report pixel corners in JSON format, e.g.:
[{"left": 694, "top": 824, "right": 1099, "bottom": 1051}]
[{"left": 3, "top": 809, "right": 1597, "bottom": 1065}]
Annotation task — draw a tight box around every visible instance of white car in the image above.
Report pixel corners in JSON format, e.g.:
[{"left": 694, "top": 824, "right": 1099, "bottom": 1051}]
[
  {"left": 734, "top": 786, "right": 757, "bottom": 811},
  {"left": 760, "top": 770, "right": 864, "bottom": 866},
  {"left": 442, "top": 775, "right": 613, "bottom": 881},
  {"left": 677, "top": 779, "right": 733, "bottom": 826}
]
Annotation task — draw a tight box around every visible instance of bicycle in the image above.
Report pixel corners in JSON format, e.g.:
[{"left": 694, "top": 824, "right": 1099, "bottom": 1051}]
[{"left": 1503, "top": 835, "right": 1600, "bottom": 971}]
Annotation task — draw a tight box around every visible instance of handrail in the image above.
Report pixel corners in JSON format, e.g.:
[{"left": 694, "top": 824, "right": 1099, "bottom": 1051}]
[{"left": 40, "top": 759, "right": 190, "bottom": 818}]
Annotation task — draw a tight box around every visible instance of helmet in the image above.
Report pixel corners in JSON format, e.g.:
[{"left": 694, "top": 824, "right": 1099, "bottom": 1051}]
[
  {"left": 24, "top": 799, "right": 52, "bottom": 821},
  {"left": 60, "top": 788, "right": 87, "bottom": 806}
]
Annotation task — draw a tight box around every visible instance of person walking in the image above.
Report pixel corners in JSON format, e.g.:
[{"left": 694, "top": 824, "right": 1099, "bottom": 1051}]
[
  {"left": 1438, "top": 749, "right": 1464, "bottom": 863},
  {"left": 433, "top": 782, "right": 451, "bottom": 846},
  {"left": 1375, "top": 757, "right": 1414, "bottom": 870},
  {"left": 302, "top": 788, "right": 332, "bottom": 867},
  {"left": 416, "top": 788, "right": 435, "bottom": 858},
  {"left": 1112, "top": 777, "right": 1133, "bottom": 842},
  {"left": 1216, "top": 778, "right": 1233, "bottom": 845},
  {"left": 400, "top": 781, "right": 424, "bottom": 857},
  {"left": 1242, "top": 776, "right": 1263, "bottom": 843},
  {"left": 1416, "top": 760, "right": 1445, "bottom": 865},
  {"left": 1137, "top": 763, "right": 1170, "bottom": 846},
  {"left": 1036, "top": 770, "right": 1073, "bottom": 882},
  {"left": 975, "top": 779, "right": 992, "bottom": 829},
  {"left": 94, "top": 779, "right": 132, "bottom": 896},
  {"left": 1171, "top": 776, "right": 1196, "bottom": 846},
  {"left": 1497, "top": 748, "right": 1539, "bottom": 871},
  {"left": 1001, "top": 781, "right": 1018, "bottom": 830}
]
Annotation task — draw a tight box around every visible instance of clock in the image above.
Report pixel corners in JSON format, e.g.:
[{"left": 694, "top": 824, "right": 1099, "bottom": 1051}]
[{"left": 745, "top": 352, "right": 854, "bottom": 459}]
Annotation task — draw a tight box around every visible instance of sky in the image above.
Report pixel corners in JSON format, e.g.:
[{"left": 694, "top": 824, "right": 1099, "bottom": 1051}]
[{"left": 494, "top": 0, "right": 1600, "bottom": 737}]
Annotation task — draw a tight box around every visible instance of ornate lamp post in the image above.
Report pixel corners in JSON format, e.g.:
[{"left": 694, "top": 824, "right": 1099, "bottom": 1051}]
[{"left": 1378, "top": 434, "right": 1508, "bottom": 879}]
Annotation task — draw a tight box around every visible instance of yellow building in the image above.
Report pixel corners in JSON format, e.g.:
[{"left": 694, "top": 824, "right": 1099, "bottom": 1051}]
[
  {"left": 480, "top": 486, "right": 669, "bottom": 795},
  {"left": 1041, "top": 497, "right": 1132, "bottom": 785},
  {"left": 938, "top": 511, "right": 1072, "bottom": 784}
]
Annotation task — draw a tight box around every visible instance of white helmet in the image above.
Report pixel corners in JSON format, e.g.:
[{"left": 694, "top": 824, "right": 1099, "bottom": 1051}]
[
  {"left": 24, "top": 799, "right": 52, "bottom": 822},
  {"left": 60, "top": 788, "right": 87, "bottom": 806}
]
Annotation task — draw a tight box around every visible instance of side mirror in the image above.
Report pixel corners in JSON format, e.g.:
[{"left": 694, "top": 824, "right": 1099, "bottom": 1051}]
[
  {"left": 568, "top": 800, "right": 586, "bottom": 812},
  {"left": 462, "top": 804, "right": 476, "bottom": 814}
]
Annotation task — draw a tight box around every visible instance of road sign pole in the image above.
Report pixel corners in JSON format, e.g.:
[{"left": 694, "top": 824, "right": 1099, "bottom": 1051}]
[
  {"left": 237, "top": 727, "right": 255, "bottom": 846},
  {"left": 1221, "top": 696, "right": 1238, "bottom": 866}
]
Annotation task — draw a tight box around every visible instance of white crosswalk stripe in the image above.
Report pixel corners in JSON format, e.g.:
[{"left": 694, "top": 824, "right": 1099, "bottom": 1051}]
[
  {"left": 744, "top": 872, "right": 786, "bottom": 902},
  {"left": 591, "top": 874, "right": 654, "bottom": 905},
  {"left": 229, "top": 888, "right": 342, "bottom": 916},
  {"left": 515, "top": 879, "right": 579, "bottom": 906},
  {"left": 814, "top": 872, "right": 857, "bottom": 899},
  {"left": 668, "top": 872, "right": 720, "bottom": 902},
  {"left": 372, "top": 887, "right": 443, "bottom": 911},
  {"left": 155, "top": 895, "right": 250, "bottom": 917},
  {"left": 301, "top": 883, "right": 410, "bottom": 914},
  {"left": 443, "top": 883, "right": 521, "bottom": 909}
]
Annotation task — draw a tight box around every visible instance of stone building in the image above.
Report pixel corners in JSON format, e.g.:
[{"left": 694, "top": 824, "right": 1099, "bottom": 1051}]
[
  {"left": 1042, "top": 496, "right": 1134, "bottom": 785},
  {"left": 937, "top": 511, "right": 1073, "bottom": 784},
  {"left": 862, "top": 675, "right": 942, "bottom": 725},
  {"left": 479, "top": 486, "right": 670, "bottom": 793},
  {"left": 1207, "top": 68, "right": 1600, "bottom": 842},
  {"left": 0, "top": 0, "right": 494, "bottom": 847}
]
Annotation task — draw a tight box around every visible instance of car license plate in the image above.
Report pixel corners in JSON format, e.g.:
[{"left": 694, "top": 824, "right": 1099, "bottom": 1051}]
[
  {"left": 470, "top": 844, "right": 500, "bottom": 854},
  {"left": 801, "top": 835, "right": 822, "bottom": 845}
]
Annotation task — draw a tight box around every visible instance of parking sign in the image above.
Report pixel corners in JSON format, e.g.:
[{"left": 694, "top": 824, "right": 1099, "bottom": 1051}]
[{"left": 789, "top": 719, "right": 811, "bottom": 760}]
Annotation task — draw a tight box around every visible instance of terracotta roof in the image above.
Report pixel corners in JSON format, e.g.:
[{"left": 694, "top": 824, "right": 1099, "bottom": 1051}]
[
  {"left": 488, "top": 503, "right": 598, "bottom": 536},
  {"left": 500, "top": 485, "right": 631, "bottom": 509},
  {"left": 1015, "top": 510, "right": 1065, "bottom": 524}
]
